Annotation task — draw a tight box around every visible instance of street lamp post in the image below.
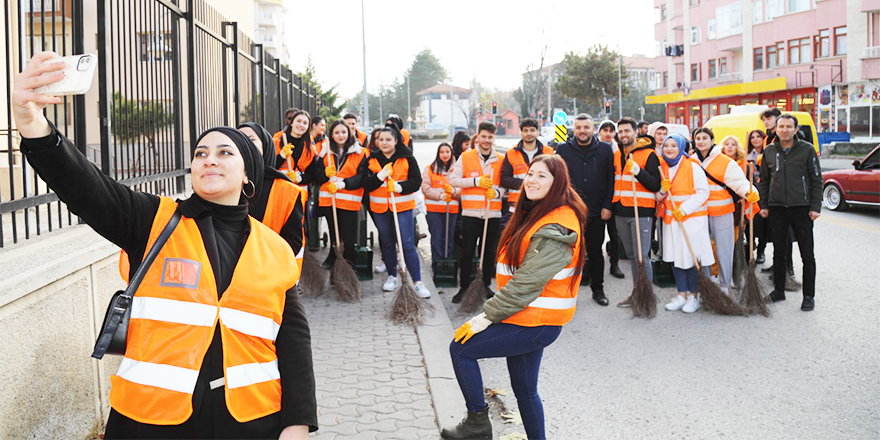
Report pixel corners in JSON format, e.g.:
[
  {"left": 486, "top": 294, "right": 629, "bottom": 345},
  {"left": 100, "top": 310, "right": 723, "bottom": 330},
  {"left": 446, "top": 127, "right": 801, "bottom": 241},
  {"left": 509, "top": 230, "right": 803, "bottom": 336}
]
[
  {"left": 360, "top": 0, "right": 369, "bottom": 127},
  {"left": 618, "top": 54, "right": 623, "bottom": 119}
]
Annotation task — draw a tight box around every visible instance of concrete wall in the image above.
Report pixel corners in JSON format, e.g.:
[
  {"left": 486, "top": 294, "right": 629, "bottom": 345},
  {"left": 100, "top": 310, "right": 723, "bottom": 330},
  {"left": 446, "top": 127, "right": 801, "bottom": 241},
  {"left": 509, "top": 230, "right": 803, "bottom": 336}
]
[{"left": 0, "top": 226, "right": 124, "bottom": 439}]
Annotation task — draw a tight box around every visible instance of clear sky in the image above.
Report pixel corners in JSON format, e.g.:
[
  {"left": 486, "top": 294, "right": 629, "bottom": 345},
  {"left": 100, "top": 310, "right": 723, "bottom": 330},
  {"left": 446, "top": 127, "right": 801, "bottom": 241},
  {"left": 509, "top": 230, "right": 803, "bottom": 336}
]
[{"left": 283, "top": 0, "right": 657, "bottom": 99}]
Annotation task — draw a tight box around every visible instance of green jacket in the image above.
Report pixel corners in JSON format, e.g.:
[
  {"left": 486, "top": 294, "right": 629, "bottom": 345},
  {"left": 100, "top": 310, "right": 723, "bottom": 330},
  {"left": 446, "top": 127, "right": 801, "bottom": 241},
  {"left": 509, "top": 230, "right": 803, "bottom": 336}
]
[
  {"left": 483, "top": 224, "right": 578, "bottom": 323},
  {"left": 757, "top": 138, "right": 823, "bottom": 212}
]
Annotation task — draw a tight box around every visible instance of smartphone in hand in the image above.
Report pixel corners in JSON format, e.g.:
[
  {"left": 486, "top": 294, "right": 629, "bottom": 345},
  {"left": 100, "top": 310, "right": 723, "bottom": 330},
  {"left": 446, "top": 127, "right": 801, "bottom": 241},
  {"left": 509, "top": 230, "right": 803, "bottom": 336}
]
[{"left": 34, "top": 54, "right": 97, "bottom": 96}]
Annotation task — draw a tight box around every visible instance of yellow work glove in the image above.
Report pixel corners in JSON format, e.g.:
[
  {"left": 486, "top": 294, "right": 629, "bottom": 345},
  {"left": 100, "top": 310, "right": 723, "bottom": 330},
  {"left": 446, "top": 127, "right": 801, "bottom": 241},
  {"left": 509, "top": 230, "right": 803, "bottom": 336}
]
[
  {"left": 328, "top": 182, "right": 339, "bottom": 194},
  {"left": 478, "top": 175, "right": 493, "bottom": 189},
  {"left": 485, "top": 188, "right": 497, "bottom": 200},
  {"left": 376, "top": 163, "right": 393, "bottom": 181},
  {"left": 625, "top": 159, "right": 641, "bottom": 176},
  {"left": 280, "top": 143, "right": 294, "bottom": 159},
  {"left": 286, "top": 170, "right": 303, "bottom": 183},
  {"left": 746, "top": 190, "right": 760, "bottom": 204},
  {"left": 453, "top": 313, "right": 492, "bottom": 344},
  {"left": 661, "top": 178, "right": 672, "bottom": 192},
  {"left": 325, "top": 165, "right": 336, "bottom": 178},
  {"left": 445, "top": 192, "right": 454, "bottom": 203},
  {"left": 387, "top": 177, "right": 402, "bottom": 194},
  {"left": 673, "top": 208, "right": 685, "bottom": 221},
  {"left": 443, "top": 184, "right": 454, "bottom": 194}
]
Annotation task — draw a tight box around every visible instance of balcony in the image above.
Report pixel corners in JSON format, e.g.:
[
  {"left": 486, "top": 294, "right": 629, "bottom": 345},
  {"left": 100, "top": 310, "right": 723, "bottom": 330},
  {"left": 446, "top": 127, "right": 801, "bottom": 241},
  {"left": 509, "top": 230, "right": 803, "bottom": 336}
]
[
  {"left": 863, "top": 46, "right": 880, "bottom": 59},
  {"left": 717, "top": 71, "right": 742, "bottom": 83},
  {"left": 863, "top": 56, "right": 880, "bottom": 80}
]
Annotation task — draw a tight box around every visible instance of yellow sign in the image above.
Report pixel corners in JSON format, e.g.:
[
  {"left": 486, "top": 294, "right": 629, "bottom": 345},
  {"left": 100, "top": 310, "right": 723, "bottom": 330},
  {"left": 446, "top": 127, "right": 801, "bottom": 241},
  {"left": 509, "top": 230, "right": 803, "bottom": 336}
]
[
  {"left": 555, "top": 125, "right": 567, "bottom": 143},
  {"left": 645, "top": 77, "right": 788, "bottom": 105}
]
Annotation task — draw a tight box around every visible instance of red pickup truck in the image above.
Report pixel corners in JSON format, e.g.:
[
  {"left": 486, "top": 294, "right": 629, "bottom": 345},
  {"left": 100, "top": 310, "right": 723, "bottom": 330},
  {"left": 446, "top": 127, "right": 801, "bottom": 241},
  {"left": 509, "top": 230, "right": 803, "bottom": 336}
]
[{"left": 823, "top": 145, "right": 880, "bottom": 210}]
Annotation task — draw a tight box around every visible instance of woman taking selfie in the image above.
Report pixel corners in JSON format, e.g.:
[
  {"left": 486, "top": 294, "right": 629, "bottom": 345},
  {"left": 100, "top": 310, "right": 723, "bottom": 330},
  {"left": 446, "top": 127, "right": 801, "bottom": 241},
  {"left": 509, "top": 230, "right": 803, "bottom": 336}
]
[
  {"left": 13, "top": 52, "right": 316, "bottom": 439},
  {"left": 443, "top": 155, "right": 586, "bottom": 440}
]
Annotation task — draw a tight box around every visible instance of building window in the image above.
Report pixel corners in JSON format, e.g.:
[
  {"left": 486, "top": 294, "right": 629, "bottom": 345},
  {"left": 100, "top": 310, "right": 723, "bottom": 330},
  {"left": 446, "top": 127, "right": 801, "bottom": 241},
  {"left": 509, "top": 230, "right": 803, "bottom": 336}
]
[
  {"left": 754, "top": 47, "right": 764, "bottom": 70},
  {"left": 871, "top": 13, "right": 879, "bottom": 47},
  {"left": 139, "top": 33, "right": 172, "bottom": 62},
  {"left": 789, "top": 37, "right": 810, "bottom": 64},
  {"left": 834, "top": 26, "right": 847, "bottom": 55},
  {"left": 753, "top": 1, "right": 763, "bottom": 23},
  {"left": 767, "top": 0, "right": 784, "bottom": 20},
  {"left": 816, "top": 29, "right": 830, "bottom": 58},
  {"left": 851, "top": 107, "right": 870, "bottom": 138},
  {"left": 691, "top": 26, "right": 699, "bottom": 44},
  {"left": 872, "top": 107, "right": 880, "bottom": 138},
  {"left": 709, "top": 60, "right": 717, "bottom": 78},
  {"left": 788, "top": 0, "right": 810, "bottom": 14},
  {"left": 777, "top": 42, "right": 786, "bottom": 65},
  {"left": 716, "top": 2, "right": 743, "bottom": 38},
  {"left": 691, "top": 63, "right": 700, "bottom": 82},
  {"left": 708, "top": 19, "right": 716, "bottom": 39},
  {"left": 262, "top": 34, "right": 274, "bottom": 42},
  {"left": 767, "top": 45, "right": 777, "bottom": 68},
  {"left": 720, "top": 57, "right": 728, "bottom": 75},
  {"left": 663, "top": 71, "right": 669, "bottom": 88},
  {"left": 661, "top": 4, "right": 667, "bottom": 20},
  {"left": 690, "top": 0, "right": 699, "bottom": 5}
]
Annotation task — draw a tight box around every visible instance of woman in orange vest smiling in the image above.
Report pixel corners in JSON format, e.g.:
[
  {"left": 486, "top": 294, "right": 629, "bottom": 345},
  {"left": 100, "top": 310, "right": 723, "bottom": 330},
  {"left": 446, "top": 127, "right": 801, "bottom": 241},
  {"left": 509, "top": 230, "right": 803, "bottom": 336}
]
[
  {"left": 359, "top": 126, "right": 431, "bottom": 298},
  {"left": 12, "top": 53, "right": 316, "bottom": 439},
  {"left": 274, "top": 109, "right": 319, "bottom": 189},
  {"left": 315, "top": 119, "right": 368, "bottom": 269},
  {"left": 421, "top": 142, "right": 460, "bottom": 268},
  {"left": 443, "top": 155, "right": 586, "bottom": 440}
]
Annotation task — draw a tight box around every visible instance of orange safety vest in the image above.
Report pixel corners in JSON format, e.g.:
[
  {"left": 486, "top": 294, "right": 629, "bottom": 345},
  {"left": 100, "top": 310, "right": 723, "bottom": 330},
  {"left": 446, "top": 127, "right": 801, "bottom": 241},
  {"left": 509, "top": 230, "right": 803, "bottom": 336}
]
[
  {"left": 505, "top": 145, "right": 554, "bottom": 209},
  {"left": 367, "top": 156, "right": 416, "bottom": 213},
  {"left": 273, "top": 131, "right": 315, "bottom": 190},
  {"left": 496, "top": 206, "right": 581, "bottom": 327},
  {"left": 424, "top": 165, "right": 460, "bottom": 214},
  {"left": 110, "top": 197, "right": 298, "bottom": 425},
  {"left": 264, "top": 179, "right": 307, "bottom": 269},
  {"left": 319, "top": 148, "right": 369, "bottom": 211},
  {"left": 613, "top": 147, "right": 657, "bottom": 208},
  {"left": 702, "top": 153, "right": 736, "bottom": 217},
  {"left": 459, "top": 149, "right": 504, "bottom": 213},
  {"left": 658, "top": 157, "right": 708, "bottom": 224},
  {"left": 400, "top": 129, "right": 411, "bottom": 147},
  {"left": 355, "top": 129, "right": 368, "bottom": 146}
]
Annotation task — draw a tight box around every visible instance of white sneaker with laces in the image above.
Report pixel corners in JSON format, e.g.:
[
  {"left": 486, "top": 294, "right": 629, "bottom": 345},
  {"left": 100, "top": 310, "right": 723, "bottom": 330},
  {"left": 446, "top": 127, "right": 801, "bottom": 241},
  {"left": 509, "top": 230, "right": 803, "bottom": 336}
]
[
  {"left": 414, "top": 281, "right": 431, "bottom": 299},
  {"left": 382, "top": 275, "right": 398, "bottom": 292},
  {"left": 375, "top": 263, "right": 387, "bottom": 273},
  {"left": 682, "top": 296, "right": 701, "bottom": 313},
  {"left": 665, "top": 295, "right": 687, "bottom": 311}
]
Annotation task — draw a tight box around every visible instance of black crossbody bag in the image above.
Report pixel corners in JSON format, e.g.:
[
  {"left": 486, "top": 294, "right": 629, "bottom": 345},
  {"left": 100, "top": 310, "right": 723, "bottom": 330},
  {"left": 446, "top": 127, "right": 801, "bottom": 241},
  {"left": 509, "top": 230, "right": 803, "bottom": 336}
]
[{"left": 91, "top": 209, "right": 182, "bottom": 359}]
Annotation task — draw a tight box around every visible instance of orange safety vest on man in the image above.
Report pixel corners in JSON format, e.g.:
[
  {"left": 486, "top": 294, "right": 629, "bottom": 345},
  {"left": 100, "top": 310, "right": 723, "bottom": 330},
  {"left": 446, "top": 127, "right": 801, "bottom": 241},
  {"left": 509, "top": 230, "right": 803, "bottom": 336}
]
[
  {"left": 702, "top": 153, "right": 737, "bottom": 217},
  {"left": 424, "top": 165, "right": 460, "bottom": 214},
  {"left": 612, "top": 146, "right": 657, "bottom": 209},
  {"left": 496, "top": 205, "right": 582, "bottom": 327},
  {"left": 354, "top": 129, "right": 368, "bottom": 146},
  {"left": 110, "top": 197, "right": 298, "bottom": 425},
  {"left": 505, "top": 145, "right": 554, "bottom": 209},
  {"left": 459, "top": 149, "right": 504, "bottom": 213},
  {"left": 319, "top": 147, "right": 369, "bottom": 211},
  {"left": 263, "top": 179, "right": 307, "bottom": 269},
  {"left": 658, "top": 157, "right": 708, "bottom": 224},
  {"left": 367, "top": 157, "right": 416, "bottom": 213}
]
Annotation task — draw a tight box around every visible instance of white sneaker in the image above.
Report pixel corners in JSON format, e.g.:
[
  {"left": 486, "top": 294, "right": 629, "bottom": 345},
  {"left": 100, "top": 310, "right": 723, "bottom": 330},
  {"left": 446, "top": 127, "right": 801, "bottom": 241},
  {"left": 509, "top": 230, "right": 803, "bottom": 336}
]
[
  {"left": 710, "top": 275, "right": 720, "bottom": 284},
  {"left": 382, "top": 275, "right": 398, "bottom": 292},
  {"left": 375, "top": 263, "right": 387, "bottom": 273},
  {"left": 721, "top": 286, "right": 729, "bottom": 295},
  {"left": 665, "top": 295, "right": 687, "bottom": 311},
  {"left": 682, "top": 296, "right": 701, "bottom": 314},
  {"left": 414, "top": 281, "right": 431, "bottom": 299}
]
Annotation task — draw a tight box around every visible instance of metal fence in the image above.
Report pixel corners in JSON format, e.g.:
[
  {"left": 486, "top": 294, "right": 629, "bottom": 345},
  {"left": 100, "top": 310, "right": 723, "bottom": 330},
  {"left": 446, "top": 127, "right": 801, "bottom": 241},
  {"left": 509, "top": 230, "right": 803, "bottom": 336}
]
[{"left": 1, "top": 0, "right": 323, "bottom": 247}]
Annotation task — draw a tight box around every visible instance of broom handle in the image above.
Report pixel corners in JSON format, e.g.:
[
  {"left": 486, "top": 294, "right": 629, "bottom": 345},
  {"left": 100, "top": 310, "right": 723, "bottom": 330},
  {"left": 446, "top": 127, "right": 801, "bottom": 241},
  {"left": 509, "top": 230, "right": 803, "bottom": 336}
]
[
  {"left": 479, "top": 196, "right": 490, "bottom": 266},
  {"left": 330, "top": 153, "right": 342, "bottom": 250},
  {"left": 388, "top": 181, "right": 408, "bottom": 272},
  {"left": 444, "top": 199, "right": 450, "bottom": 259},
  {"left": 660, "top": 165, "right": 702, "bottom": 271},
  {"left": 630, "top": 156, "right": 643, "bottom": 264},
  {"left": 748, "top": 162, "right": 755, "bottom": 260}
]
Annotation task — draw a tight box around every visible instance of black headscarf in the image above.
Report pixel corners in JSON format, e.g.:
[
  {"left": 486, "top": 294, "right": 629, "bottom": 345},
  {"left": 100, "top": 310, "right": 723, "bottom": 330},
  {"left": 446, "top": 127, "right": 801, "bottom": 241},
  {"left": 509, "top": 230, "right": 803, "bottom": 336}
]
[
  {"left": 193, "top": 126, "right": 264, "bottom": 202},
  {"left": 238, "top": 122, "right": 294, "bottom": 186}
]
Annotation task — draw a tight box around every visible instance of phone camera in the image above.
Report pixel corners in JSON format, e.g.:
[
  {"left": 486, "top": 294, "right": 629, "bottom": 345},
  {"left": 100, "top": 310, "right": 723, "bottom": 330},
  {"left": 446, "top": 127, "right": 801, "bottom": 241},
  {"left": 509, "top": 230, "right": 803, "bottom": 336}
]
[{"left": 77, "top": 56, "right": 92, "bottom": 71}]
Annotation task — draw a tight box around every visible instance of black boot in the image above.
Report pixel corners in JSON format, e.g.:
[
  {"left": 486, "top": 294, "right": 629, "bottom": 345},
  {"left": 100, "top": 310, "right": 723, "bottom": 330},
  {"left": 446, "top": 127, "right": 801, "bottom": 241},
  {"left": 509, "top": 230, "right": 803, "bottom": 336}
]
[
  {"left": 441, "top": 408, "right": 492, "bottom": 440},
  {"left": 609, "top": 264, "right": 625, "bottom": 279},
  {"left": 755, "top": 251, "right": 765, "bottom": 265},
  {"left": 452, "top": 289, "right": 465, "bottom": 304}
]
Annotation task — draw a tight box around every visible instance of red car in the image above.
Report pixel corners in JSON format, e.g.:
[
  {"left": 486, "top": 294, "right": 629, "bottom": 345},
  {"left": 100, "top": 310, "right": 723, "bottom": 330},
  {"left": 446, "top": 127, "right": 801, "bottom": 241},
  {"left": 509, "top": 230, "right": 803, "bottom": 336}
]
[{"left": 823, "top": 145, "right": 880, "bottom": 210}]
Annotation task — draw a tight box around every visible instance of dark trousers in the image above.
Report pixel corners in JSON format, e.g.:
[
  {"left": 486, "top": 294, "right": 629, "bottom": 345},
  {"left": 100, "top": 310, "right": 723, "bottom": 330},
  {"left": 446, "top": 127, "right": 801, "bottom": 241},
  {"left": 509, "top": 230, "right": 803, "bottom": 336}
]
[
  {"left": 585, "top": 217, "right": 607, "bottom": 293},
  {"left": 606, "top": 213, "right": 620, "bottom": 264},
  {"left": 320, "top": 207, "right": 358, "bottom": 267},
  {"left": 449, "top": 324, "right": 562, "bottom": 440},
  {"left": 770, "top": 206, "right": 816, "bottom": 297},
  {"left": 459, "top": 216, "right": 500, "bottom": 287}
]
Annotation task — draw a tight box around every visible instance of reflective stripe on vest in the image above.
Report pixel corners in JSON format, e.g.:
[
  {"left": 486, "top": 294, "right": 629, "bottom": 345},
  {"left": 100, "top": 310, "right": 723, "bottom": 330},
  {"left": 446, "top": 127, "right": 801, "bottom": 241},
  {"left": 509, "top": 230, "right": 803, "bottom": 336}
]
[
  {"left": 368, "top": 157, "right": 416, "bottom": 213},
  {"left": 506, "top": 146, "right": 553, "bottom": 209},
  {"left": 425, "top": 165, "right": 460, "bottom": 214},
  {"left": 703, "top": 154, "right": 736, "bottom": 216},
  {"left": 460, "top": 149, "right": 504, "bottom": 213},
  {"left": 497, "top": 206, "right": 581, "bottom": 327},
  {"left": 613, "top": 148, "right": 657, "bottom": 209},
  {"left": 319, "top": 148, "right": 367, "bottom": 210},
  {"left": 110, "top": 197, "right": 297, "bottom": 425},
  {"left": 659, "top": 158, "right": 709, "bottom": 225}
]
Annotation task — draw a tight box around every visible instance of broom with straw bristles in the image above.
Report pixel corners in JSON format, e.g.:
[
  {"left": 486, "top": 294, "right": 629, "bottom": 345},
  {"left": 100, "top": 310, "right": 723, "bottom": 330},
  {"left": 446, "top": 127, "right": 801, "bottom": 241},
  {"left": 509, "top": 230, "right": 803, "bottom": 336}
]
[
  {"left": 459, "top": 197, "right": 492, "bottom": 315},
  {"left": 740, "top": 163, "right": 771, "bottom": 316},
  {"left": 629, "top": 169, "right": 658, "bottom": 319},
  {"left": 387, "top": 189, "right": 431, "bottom": 325},
  {"left": 732, "top": 200, "right": 747, "bottom": 290},
  {"left": 328, "top": 154, "right": 360, "bottom": 302}
]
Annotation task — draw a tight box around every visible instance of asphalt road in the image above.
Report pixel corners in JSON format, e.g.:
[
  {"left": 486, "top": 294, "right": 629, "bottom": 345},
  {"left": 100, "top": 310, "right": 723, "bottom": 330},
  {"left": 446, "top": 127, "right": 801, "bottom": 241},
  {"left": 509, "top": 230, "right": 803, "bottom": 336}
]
[{"left": 410, "top": 139, "right": 880, "bottom": 439}]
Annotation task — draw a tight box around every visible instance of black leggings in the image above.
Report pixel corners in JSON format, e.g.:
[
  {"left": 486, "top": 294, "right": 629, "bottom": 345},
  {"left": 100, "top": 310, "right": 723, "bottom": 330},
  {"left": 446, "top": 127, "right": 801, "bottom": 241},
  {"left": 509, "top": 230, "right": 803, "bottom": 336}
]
[{"left": 320, "top": 206, "right": 358, "bottom": 267}]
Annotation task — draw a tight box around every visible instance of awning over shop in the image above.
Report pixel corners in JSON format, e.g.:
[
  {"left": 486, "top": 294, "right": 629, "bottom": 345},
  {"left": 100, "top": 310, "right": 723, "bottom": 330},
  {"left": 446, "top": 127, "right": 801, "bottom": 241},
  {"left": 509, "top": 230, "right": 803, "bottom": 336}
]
[{"left": 645, "top": 77, "right": 788, "bottom": 105}]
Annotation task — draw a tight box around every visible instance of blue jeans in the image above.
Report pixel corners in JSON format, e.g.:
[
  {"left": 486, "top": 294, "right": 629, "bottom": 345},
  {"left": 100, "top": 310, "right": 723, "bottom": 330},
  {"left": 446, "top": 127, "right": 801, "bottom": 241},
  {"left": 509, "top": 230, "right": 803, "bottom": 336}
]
[
  {"left": 672, "top": 266, "right": 699, "bottom": 293},
  {"left": 449, "top": 324, "right": 562, "bottom": 440},
  {"left": 372, "top": 209, "right": 421, "bottom": 281},
  {"left": 426, "top": 211, "right": 457, "bottom": 262}
]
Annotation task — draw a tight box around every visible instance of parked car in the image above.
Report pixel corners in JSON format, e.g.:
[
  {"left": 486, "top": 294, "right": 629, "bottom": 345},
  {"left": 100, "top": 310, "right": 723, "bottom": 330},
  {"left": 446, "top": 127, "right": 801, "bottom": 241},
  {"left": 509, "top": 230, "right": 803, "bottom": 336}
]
[
  {"left": 822, "top": 145, "right": 880, "bottom": 210},
  {"left": 705, "top": 106, "right": 819, "bottom": 155}
]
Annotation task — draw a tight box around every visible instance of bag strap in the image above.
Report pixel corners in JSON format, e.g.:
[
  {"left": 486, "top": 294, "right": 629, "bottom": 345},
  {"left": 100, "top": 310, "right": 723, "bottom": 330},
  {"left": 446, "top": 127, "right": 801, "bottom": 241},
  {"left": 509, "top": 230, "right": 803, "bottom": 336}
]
[
  {"left": 121, "top": 208, "right": 182, "bottom": 299},
  {"left": 701, "top": 162, "right": 741, "bottom": 203}
]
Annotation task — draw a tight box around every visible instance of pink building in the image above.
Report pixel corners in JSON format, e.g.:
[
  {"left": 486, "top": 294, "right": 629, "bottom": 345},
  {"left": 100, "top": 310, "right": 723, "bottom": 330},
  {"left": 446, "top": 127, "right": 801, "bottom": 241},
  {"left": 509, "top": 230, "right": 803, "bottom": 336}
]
[
  {"left": 476, "top": 110, "right": 521, "bottom": 136},
  {"left": 649, "top": 0, "right": 880, "bottom": 140}
]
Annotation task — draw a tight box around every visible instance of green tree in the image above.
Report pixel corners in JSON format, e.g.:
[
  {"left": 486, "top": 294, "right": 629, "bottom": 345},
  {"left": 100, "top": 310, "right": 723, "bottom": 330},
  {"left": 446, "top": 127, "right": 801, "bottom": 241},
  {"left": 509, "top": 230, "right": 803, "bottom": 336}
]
[
  {"left": 298, "top": 56, "right": 345, "bottom": 123},
  {"left": 110, "top": 92, "right": 173, "bottom": 176},
  {"left": 554, "top": 46, "right": 628, "bottom": 108}
]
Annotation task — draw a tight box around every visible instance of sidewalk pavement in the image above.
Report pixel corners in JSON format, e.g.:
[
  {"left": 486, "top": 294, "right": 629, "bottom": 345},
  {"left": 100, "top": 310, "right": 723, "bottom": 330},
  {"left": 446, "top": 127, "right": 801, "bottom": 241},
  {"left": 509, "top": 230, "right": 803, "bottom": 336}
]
[{"left": 300, "top": 247, "right": 465, "bottom": 439}]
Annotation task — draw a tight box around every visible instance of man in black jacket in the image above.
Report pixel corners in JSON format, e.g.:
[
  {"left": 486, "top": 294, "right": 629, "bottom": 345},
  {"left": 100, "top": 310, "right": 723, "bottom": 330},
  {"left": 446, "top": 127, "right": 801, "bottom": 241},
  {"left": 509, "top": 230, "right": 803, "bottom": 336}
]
[
  {"left": 556, "top": 114, "right": 615, "bottom": 306},
  {"left": 757, "top": 114, "right": 822, "bottom": 311}
]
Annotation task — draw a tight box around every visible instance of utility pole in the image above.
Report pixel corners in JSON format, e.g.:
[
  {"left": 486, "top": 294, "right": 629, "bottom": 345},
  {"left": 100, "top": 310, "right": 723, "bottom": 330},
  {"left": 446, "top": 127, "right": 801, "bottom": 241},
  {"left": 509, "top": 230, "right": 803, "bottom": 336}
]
[
  {"left": 378, "top": 78, "right": 383, "bottom": 122},
  {"left": 360, "top": 0, "right": 369, "bottom": 127},
  {"left": 618, "top": 54, "right": 623, "bottom": 119},
  {"left": 547, "top": 66, "right": 552, "bottom": 125},
  {"left": 449, "top": 82, "right": 454, "bottom": 135},
  {"left": 406, "top": 74, "right": 411, "bottom": 131},
  {"left": 573, "top": 98, "right": 577, "bottom": 115}
]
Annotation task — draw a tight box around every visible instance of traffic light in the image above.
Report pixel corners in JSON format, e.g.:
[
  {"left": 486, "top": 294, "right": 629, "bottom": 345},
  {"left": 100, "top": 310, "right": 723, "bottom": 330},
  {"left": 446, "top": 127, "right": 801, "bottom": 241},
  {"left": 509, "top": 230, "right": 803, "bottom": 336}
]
[
  {"left": 491, "top": 101, "right": 498, "bottom": 115},
  {"left": 604, "top": 101, "right": 612, "bottom": 116}
]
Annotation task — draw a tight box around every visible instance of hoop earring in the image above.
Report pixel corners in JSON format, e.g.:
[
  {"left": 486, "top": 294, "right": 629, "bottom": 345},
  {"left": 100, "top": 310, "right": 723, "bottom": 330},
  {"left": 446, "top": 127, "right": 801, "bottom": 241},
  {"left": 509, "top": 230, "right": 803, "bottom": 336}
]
[{"left": 242, "top": 180, "right": 256, "bottom": 199}]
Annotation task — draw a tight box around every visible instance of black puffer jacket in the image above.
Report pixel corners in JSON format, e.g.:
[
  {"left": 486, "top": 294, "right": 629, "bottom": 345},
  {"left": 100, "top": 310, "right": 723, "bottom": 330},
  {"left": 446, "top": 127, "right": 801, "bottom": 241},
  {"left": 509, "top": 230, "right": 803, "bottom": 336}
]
[{"left": 757, "top": 138, "right": 823, "bottom": 212}]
